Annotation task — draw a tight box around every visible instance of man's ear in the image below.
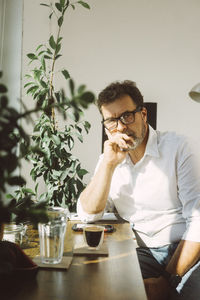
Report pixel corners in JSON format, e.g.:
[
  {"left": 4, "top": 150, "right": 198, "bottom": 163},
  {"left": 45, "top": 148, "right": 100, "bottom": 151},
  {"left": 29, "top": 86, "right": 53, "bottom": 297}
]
[{"left": 141, "top": 107, "right": 147, "bottom": 122}]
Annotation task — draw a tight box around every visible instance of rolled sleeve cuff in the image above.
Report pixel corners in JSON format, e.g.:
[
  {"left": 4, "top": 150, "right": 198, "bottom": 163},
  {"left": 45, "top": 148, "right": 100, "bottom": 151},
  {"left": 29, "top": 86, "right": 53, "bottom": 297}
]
[
  {"left": 182, "top": 220, "right": 200, "bottom": 242},
  {"left": 76, "top": 198, "right": 104, "bottom": 223}
]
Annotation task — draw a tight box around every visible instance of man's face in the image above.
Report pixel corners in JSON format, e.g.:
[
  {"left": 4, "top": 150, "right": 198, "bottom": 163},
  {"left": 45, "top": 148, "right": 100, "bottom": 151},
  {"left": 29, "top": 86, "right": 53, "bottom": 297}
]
[{"left": 101, "top": 95, "right": 148, "bottom": 150}]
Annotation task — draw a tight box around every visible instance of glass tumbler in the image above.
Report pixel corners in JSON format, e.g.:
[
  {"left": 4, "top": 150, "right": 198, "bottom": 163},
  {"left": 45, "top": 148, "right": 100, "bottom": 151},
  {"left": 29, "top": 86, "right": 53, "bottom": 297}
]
[{"left": 38, "top": 207, "right": 68, "bottom": 264}]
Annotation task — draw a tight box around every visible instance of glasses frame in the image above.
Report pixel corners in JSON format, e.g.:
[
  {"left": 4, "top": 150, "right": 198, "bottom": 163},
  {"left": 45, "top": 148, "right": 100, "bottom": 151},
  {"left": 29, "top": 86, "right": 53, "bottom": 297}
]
[{"left": 102, "top": 106, "right": 142, "bottom": 131}]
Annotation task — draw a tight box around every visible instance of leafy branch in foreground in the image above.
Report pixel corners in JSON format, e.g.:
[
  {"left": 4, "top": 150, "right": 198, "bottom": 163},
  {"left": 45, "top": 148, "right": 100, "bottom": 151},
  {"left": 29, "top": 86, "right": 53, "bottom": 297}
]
[
  {"left": 0, "top": 72, "right": 48, "bottom": 224},
  {"left": 24, "top": 0, "right": 95, "bottom": 211}
]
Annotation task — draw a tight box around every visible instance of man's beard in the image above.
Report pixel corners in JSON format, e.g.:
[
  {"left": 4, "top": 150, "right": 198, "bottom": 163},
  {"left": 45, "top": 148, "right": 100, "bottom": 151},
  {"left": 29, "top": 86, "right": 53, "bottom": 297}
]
[{"left": 125, "top": 123, "right": 146, "bottom": 150}]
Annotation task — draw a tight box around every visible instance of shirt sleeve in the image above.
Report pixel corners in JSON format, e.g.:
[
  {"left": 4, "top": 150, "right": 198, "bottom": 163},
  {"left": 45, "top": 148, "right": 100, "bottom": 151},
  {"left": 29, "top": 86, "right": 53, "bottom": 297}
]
[
  {"left": 76, "top": 154, "right": 115, "bottom": 223},
  {"left": 178, "top": 137, "right": 200, "bottom": 242},
  {"left": 76, "top": 198, "right": 104, "bottom": 223}
]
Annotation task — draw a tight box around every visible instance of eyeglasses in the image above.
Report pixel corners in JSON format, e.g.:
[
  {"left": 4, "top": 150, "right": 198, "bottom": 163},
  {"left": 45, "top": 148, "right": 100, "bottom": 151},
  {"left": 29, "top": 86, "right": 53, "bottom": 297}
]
[{"left": 102, "top": 106, "right": 142, "bottom": 131}]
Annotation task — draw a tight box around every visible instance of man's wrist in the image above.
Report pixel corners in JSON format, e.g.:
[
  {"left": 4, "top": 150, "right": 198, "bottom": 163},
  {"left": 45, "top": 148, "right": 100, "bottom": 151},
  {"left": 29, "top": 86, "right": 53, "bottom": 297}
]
[
  {"left": 161, "top": 270, "right": 182, "bottom": 289},
  {"left": 102, "top": 158, "right": 118, "bottom": 171}
]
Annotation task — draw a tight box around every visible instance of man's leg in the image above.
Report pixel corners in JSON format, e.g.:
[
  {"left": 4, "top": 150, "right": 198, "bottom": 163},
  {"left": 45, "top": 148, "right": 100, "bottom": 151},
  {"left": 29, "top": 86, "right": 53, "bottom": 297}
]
[
  {"left": 136, "top": 244, "right": 180, "bottom": 299},
  {"left": 136, "top": 247, "right": 165, "bottom": 279},
  {"left": 136, "top": 243, "right": 179, "bottom": 279},
  {"left": 136, "top": 244, "right": 200, "bottom": 300}
]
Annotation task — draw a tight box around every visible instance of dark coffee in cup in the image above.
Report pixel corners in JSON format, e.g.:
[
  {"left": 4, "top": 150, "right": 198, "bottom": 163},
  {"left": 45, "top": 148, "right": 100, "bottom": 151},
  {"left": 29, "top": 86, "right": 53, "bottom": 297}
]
[{"left": 83, "top": 226, "right": 104, "bottom": 249}]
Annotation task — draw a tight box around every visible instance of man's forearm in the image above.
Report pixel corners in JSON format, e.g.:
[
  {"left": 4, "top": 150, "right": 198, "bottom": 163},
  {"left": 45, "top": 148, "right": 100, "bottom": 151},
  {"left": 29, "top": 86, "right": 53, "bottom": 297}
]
[
  {"left": 80, "top": 159, "right": 116, "bottom": 214},
  {"left": 165, "top": 240, "right": 200, "bottom": 276}
]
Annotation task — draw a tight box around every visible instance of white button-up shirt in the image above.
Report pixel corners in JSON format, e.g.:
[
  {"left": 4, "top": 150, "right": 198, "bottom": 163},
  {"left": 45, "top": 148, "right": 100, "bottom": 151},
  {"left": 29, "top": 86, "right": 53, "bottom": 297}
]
[{"left": 77, "top": 126, "right": 200, "bottom": 247}]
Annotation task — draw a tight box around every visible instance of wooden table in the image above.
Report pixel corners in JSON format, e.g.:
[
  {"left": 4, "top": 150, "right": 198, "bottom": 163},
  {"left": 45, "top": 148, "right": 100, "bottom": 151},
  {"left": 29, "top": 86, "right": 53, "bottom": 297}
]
[{"left": 8, "top": 221, "right": 147, "bottom": 300}]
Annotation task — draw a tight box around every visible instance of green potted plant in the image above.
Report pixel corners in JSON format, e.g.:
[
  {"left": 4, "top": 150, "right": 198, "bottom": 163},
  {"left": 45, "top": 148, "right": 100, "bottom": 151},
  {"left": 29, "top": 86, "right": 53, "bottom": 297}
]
[{"left": 23, "top": 0, "right": 95, "bottom": 212}]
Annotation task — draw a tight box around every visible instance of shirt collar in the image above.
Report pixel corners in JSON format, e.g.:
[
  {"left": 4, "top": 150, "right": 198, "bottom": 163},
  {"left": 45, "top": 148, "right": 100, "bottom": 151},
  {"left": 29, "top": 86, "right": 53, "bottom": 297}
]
[{"left": 145, "top": 125, "right": 160, "bottom": 158}]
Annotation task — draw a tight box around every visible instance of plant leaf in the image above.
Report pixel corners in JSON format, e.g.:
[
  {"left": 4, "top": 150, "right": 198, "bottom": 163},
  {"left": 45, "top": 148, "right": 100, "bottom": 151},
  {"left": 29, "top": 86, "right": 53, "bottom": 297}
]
[
  {"left": 40, "top": 80, "right": 47, "bottom": 88},
  {"left": 80, "top": 91, "right": 95, "bottom": 103},
  {"left": 77, "top": 1, "right": 90, "bottom": 9},
  {"left": 41, "top": 56, "right": 46, "bottom": 71},
  {"left": 55, "top": 2, "right": 62, "bottom": 12},
  {"left": 22, "top": 187, "right": 35, "bottom": 195},
  {"left": 44, "top": 55, "right": 52, "bottom": 59},
  {"left": 52, "top": 135, "right": 61, "bottom": 145},
  {"left": 55, "top": 43, "right": 61, "bottom": 54},
  {"left": 0, "top": 84, "right": 8, "bottom": 93},
  {"left": 60, "top": 0, "right": 65, "bottom": 7},
  {"left": 27, "top": 85, "right": 39, "bottom": 94},
  {"left": 84, "top": 120, "right": 91, "bottom": 133},
  {"left": 40, "top": 3, "right": 50, "bottom": 7},
  {"left": 27, "top": 53, "right": 38, "bottom": 60},
  {"left": 58, "top": 37, "right": 63, "bottom": 43},
  {"left": 62, "top": 69, "right": 70, "bottom": 80},
  {"left": 49, "top": 12, "right": 53, "bottom": 19},
  {"left": 7, "top": 176, "right": 26, "bottom": 186},
  {"left": 78, "top": 84, "right": 86, "bottom": 94},
  {"left": 58, "top": 16, "right": 63, "bottom": 27},
  {"left": 55, "top": 54, "right": 62, "bottom": 60},
  {"left": 36, "top": 44, "right": 43, "bottom": 51},
  {"left": 77, "top": 168, "right": 88, "bottom": 179},
  {"left": 49, "top": 35, "right": 56, "bottom": 50},
  {"left": 38, "top": 50, "right": 46, "bottom": 56},
  {"left": 69, "top": 79, "right": 75, "bottom": 95}
]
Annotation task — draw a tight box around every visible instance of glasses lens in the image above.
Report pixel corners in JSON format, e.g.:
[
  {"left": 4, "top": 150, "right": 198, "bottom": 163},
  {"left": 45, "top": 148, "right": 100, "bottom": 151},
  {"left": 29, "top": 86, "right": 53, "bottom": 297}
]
[
  {"left": 104, "top": 119, "right": 117, "bottom": 131},
  {"left": 103, "top": 107, "right": 141, "bottom": 131},
  {"left": 121, "top": 112, "right": 135, "bottom": 124}
]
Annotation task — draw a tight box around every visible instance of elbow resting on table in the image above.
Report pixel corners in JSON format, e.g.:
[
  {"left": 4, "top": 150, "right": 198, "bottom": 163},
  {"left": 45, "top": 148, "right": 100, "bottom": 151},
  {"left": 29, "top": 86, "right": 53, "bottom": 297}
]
[
  {"left": 81, "top": 201, "right": 104, "bottom": 215},
  {"left": 77, "top": 196, "right": 105, "bottom": 217}
]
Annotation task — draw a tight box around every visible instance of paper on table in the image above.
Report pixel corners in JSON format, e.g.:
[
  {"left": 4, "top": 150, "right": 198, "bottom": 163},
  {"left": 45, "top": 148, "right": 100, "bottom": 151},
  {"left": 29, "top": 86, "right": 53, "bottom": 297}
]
[
  {"left": 70, "top": 212, "right": 118, "bottom": 221},
  {"left": 100, "top": 213, "right": 118, "bottom": 221}
]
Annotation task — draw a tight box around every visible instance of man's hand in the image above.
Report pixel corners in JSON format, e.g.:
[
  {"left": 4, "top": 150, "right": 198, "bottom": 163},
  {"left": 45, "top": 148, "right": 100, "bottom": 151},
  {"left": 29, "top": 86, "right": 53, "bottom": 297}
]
[
  {"left": 103, "top": 131, "right": 134, "bottom": 166},
  {"left": 144, "top": 276, "right": 170, "bottom": 300}
]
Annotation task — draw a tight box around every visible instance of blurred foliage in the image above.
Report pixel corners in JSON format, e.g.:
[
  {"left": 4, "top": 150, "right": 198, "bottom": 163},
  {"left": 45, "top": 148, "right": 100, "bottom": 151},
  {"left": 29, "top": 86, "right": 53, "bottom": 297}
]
[{"left": 0, "top": 71, "right": 48, "bottom": 225}]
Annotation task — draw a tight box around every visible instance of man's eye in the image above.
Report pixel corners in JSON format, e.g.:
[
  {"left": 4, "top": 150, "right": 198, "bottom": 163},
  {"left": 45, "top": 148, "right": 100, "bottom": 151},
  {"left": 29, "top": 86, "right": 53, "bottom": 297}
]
[
  {"left": 104, "top": 119, "right": 116, "bottom": 128},
  {"left": 123, "top": 112, "right": 133, "bottom": 121}
]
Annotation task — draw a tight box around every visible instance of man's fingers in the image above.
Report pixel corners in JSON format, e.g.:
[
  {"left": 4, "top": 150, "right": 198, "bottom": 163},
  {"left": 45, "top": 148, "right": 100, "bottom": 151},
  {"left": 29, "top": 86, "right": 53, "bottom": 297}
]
[{"left": 105, "top": 131, "right": 135, "bottom": 152}]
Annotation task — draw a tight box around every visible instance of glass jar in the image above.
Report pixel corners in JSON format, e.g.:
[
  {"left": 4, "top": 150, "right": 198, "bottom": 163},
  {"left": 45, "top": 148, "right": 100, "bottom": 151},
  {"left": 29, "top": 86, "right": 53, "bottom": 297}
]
[{"left": 3, "top": 223, "right": 27, "bottom": 245}]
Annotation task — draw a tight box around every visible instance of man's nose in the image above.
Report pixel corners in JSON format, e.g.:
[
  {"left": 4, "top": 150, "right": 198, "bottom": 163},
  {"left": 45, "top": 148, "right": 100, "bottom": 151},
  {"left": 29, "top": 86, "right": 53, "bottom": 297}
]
[{"left": 117, "top": 120, "right": 127, "bottom": 132}]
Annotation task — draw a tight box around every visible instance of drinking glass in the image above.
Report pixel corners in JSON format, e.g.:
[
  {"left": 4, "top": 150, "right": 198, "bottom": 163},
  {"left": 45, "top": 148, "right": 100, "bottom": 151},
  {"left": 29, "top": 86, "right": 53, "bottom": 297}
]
[{"left": 38, "top": 207, "right": 68, "bottom": 264}]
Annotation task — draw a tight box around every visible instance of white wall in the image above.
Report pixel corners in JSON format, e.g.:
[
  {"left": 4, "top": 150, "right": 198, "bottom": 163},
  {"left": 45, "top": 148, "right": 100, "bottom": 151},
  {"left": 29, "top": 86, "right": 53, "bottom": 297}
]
[{"left": 21, "top": 0, "right": 200, "bottom": 184}]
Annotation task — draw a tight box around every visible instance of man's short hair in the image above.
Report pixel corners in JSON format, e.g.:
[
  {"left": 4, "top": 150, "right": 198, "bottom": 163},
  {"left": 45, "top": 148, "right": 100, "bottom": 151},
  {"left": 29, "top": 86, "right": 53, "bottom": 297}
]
[{"left": 97, "top": 80, "right": 144, "bottom": 112}]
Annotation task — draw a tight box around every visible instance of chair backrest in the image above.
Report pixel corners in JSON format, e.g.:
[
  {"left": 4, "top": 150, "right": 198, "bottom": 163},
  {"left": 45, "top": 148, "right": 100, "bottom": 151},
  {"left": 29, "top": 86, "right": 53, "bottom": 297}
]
[
  {"left": 101, "top": 102, "right": 157, "bottom": 152},
  {"left": 144, "top": 102, "right": 157, "bottom": 130}
]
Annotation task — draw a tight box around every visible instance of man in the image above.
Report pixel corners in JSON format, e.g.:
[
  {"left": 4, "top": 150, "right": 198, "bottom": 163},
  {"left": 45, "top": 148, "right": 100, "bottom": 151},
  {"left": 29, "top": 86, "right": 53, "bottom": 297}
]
[{"left": 77, "top": 80, "right": 200, "bottom": 300}]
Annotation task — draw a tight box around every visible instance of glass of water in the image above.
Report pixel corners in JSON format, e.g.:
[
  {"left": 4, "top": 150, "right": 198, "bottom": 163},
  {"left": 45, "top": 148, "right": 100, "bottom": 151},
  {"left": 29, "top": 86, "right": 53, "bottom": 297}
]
[{"left": 38, "top": 207, "right": 68, "bottom": 264}]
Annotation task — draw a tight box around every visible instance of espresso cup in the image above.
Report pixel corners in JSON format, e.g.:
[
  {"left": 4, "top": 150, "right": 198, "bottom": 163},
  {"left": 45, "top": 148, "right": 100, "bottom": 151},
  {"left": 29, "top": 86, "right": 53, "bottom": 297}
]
[{"left": 83, "top": 225, "right": 104, "bottom": 250}]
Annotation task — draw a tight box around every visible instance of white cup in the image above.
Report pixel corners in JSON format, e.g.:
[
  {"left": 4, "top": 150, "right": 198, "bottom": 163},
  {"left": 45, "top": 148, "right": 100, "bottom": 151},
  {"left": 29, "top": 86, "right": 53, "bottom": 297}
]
[{"left": 38, "top": 207, "right": 68, "bottom": 264}]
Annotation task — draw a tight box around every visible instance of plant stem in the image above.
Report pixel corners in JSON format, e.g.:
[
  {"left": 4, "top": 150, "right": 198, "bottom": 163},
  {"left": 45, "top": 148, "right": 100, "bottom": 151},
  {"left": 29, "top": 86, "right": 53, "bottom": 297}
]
[{"left": 49, "top": 21, "right": 62, "bottom": 130}]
